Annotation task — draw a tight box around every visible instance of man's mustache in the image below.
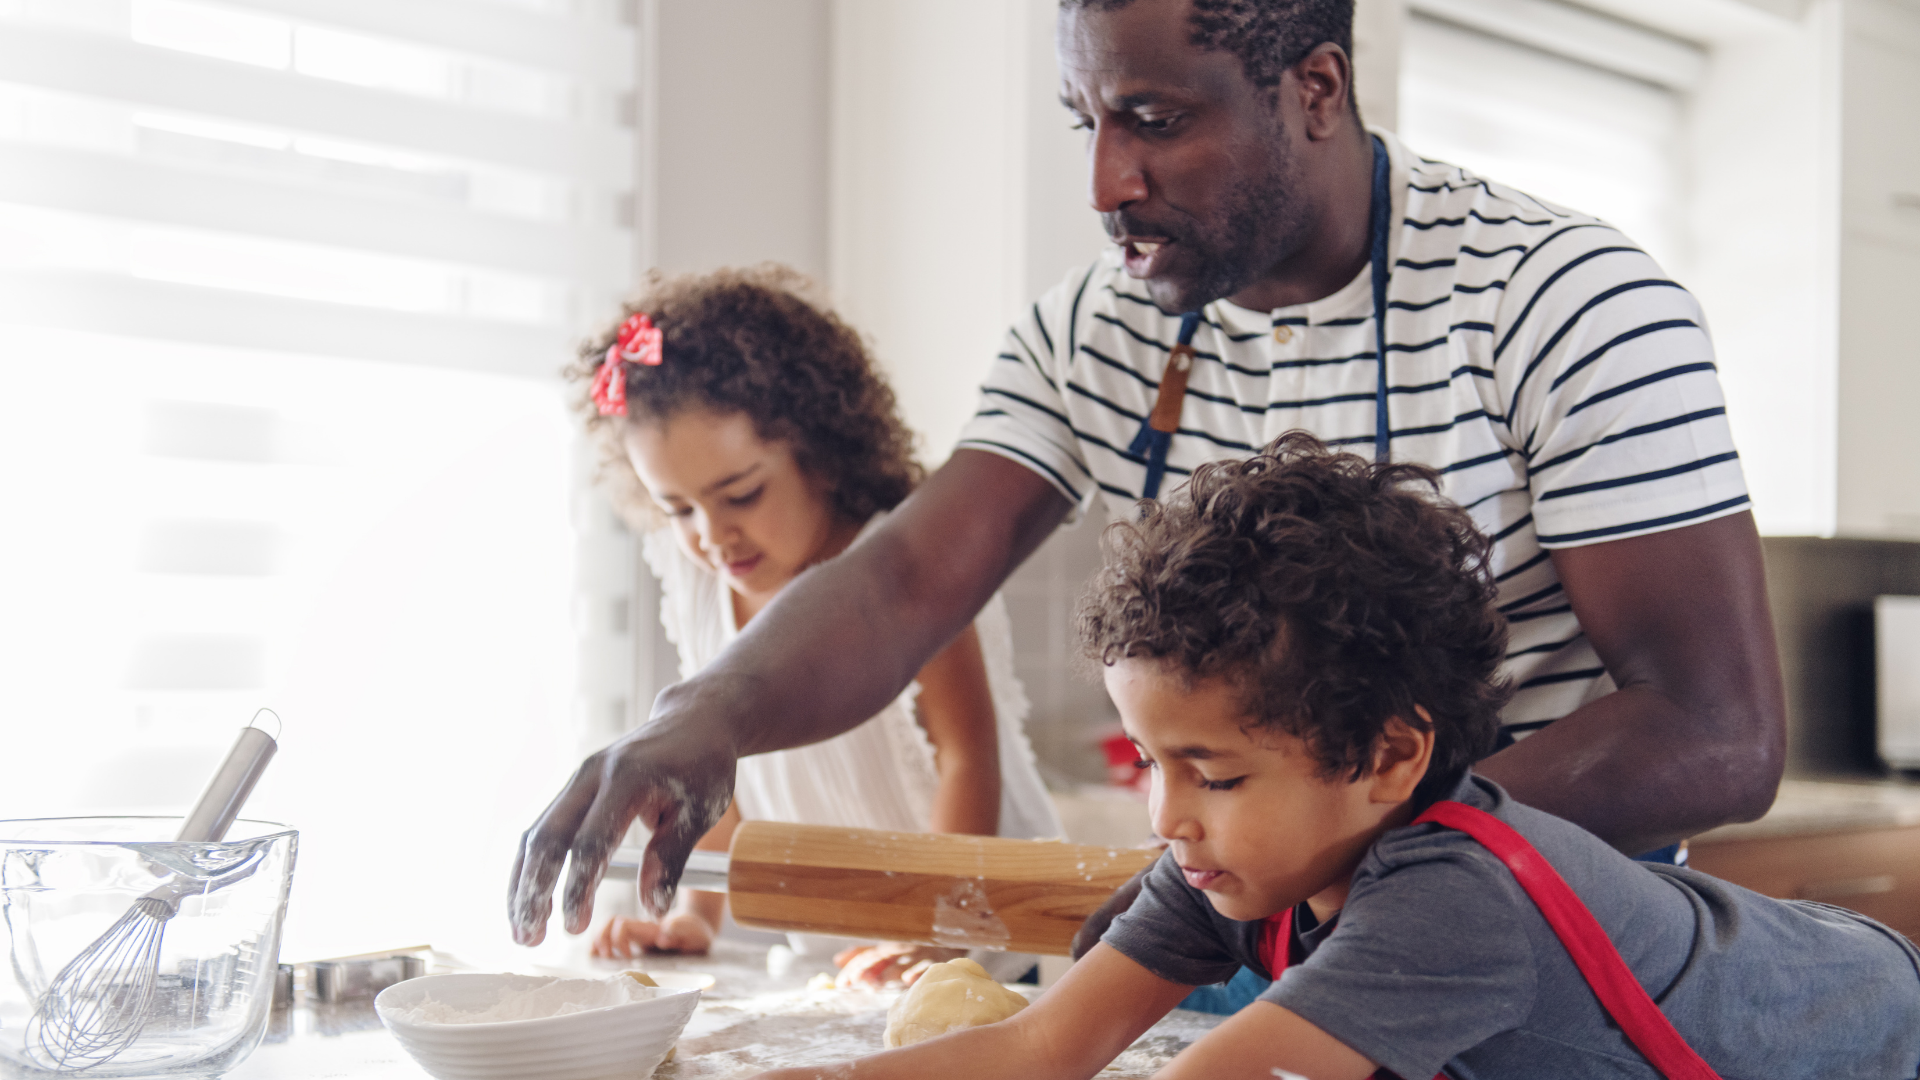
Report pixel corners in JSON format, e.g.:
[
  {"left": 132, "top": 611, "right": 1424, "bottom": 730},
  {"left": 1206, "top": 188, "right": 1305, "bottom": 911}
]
[{"left": 1103, "top": 211, "right": 1180, "bottom": 244}]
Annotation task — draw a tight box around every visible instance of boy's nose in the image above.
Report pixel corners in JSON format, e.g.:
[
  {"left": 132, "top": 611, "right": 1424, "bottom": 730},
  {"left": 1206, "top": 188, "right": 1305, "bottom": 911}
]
[{"left": 1148, "top": 782, "right": 1201, "bottom": 843}]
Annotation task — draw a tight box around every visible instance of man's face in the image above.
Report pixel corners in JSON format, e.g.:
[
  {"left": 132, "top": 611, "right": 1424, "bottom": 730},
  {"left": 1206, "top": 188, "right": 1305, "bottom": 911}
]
[{"left": 1058, "top": 0, "right": 1315, "bottom": 313}]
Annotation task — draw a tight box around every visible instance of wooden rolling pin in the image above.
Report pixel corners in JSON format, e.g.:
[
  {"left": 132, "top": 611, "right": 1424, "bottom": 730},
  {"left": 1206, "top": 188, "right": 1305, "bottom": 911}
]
[{"left": 661, "top": 821, "right": 1160, "bottom": 956}]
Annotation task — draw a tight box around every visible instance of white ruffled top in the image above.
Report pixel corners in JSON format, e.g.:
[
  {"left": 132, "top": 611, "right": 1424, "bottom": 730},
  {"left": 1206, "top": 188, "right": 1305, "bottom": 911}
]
[{"left": 641, "top": 514, "right": 1063, "bottom": 847}]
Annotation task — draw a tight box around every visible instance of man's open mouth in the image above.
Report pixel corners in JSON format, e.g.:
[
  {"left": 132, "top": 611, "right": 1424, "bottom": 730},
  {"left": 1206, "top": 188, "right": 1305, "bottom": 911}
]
[{"left": 1119, "top": 236, "right": 1173, "bottom": 277}]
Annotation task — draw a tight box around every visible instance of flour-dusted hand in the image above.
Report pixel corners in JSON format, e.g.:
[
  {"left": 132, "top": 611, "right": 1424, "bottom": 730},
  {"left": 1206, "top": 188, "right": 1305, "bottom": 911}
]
[{"left": 508, "top": 711, "right": 737, "bottom": 945}]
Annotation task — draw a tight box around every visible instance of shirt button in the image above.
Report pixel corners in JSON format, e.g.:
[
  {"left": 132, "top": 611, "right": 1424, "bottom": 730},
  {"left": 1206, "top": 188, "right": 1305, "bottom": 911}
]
[{"left": 1273, "top": 326, "right": 1294, "bottom": 343}]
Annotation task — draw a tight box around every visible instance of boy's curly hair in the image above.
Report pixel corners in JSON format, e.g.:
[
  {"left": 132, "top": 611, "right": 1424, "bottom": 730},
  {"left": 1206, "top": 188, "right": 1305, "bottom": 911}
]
[
  {"left": 1077, "top": 432, "right": 1511, "bottom": 805},
  {"left": 567, "top": 264, "right": 923, "bottom": 529}
]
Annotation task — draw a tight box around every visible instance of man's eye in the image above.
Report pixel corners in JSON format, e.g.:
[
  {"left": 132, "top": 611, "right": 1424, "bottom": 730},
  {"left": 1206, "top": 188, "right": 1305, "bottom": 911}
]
[
  {"left": 1068, "top": 117, "right": 1092, "bottom": 132},
  {"left": 1136, "top": 114, "right": 1179, "bottom": 133},
  {"left": 1201, "top": 776, "right": 1245, "bottom": 792}
]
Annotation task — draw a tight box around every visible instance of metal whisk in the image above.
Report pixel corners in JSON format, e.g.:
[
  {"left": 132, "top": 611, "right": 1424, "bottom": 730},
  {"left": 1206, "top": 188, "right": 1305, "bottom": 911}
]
[
  {"left": 24, "top": 713, "right": 280, "bottom": 1073},
  {"left": 23, "top": 885, "right": 192, "bottom": 1071}
]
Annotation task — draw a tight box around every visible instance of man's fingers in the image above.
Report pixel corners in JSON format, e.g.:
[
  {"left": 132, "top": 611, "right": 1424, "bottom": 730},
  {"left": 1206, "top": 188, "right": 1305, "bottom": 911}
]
[
  {"left": 638, "top": 827, "right": 696, "bottom": 920},
  {"left": 509, "top": 762, "right": 603, "bottom": 945}
]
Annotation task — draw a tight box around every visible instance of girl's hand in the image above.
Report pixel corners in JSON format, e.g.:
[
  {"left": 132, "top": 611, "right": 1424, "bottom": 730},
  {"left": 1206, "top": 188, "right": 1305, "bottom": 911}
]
[
  {"left": 591, "top": 912, "right": 715, "bottom": 958},
  {"left": 831, "top": 942, "right": 967, "bottom": 987}
]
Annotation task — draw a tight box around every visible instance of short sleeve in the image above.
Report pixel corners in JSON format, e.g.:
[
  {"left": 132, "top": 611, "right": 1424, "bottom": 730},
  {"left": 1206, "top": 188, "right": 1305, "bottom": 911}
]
[
  {"left": 1492, "top": 226, "right": 1750, "bottom": 548},
  {"left": 955, "top": 265, "right": 1100, "bottom": 517},
  {"left": 1266, "top": 837, "right": 1538, "bottom": 1080},
  {"left": 1101, "top": 850, "right": 1249, "bottom": 988}
]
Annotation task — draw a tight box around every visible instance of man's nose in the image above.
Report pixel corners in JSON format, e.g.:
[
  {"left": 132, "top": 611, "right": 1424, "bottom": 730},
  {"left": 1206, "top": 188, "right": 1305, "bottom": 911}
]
[{"left": 1087, "top": 123, "right": 1147, "bottom": 214}]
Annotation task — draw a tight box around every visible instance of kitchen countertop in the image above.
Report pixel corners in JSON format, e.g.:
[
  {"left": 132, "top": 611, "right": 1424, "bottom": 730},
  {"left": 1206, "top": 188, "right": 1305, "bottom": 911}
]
[
  {"left": 230, "top": 938, "right": 1222, "bottom": 1079},
  {"left": 1692, "top": 777, "right": 1920, "bottom": 844}
]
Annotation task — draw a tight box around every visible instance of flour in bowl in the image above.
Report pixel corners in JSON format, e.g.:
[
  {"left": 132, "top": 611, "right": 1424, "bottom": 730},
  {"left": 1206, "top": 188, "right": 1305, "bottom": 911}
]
[{"left": 392, "top": 976, "right": 657, "bottom": 1025}]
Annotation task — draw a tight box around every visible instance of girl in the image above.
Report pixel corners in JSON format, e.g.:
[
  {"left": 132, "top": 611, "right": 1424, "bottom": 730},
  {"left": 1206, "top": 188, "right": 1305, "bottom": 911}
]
[{"left": 569, "top": 264, "right": 1061, "bottom": 984}]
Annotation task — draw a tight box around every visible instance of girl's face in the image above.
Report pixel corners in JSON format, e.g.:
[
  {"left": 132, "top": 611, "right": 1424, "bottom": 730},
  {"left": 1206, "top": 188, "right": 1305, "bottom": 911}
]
[{"left": 624, "top": 408, "right": 858, "bottom": 609}]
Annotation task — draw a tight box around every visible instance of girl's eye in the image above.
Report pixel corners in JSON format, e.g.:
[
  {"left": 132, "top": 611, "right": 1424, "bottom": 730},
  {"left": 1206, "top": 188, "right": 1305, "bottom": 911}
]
[
  {"left": 664, "top": 505, "right": 693, "bottom": 518},
  {"left": 1132, "top": 757, "right": 1156, "bottom": 771},
  {"left": 726, "top": 486, "right": 765, "bottom": 508},
  {"left": 1201, "top": 776, "right": 1245, "bottom": 792}
]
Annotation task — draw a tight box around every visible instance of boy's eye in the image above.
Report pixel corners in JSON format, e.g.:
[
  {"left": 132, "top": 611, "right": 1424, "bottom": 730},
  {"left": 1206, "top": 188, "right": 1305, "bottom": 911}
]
[
  {"left": 1201, "top": 776, "right": 1245, "bottom": 792},
  {"left": 726, "top": 486, "right": 765, "bottom": 508}
]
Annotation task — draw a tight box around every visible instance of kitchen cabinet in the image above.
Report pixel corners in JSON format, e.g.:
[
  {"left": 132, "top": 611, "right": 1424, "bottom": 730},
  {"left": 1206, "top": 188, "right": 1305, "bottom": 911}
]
[{"left": 1687, "top": 779, "right": 1920, "bottom": 938}]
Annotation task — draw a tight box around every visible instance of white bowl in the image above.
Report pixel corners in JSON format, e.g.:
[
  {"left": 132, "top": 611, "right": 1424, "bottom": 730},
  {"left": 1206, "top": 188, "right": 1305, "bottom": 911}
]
[{"left": 375, "top": 973, "right": 700, "bottom": 1080}]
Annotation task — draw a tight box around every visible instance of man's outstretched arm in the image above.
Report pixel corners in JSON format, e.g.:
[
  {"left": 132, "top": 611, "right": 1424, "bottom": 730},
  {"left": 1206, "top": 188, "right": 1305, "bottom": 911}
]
[
  {"left": 1475, "top": 509, "right": 1786, "bottom": 855},
  {"left": 508, "top": 449, "right": 1072, "bottom": 944}
]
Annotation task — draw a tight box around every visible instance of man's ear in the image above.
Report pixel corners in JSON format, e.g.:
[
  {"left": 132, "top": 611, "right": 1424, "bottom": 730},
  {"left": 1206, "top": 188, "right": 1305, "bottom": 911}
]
[
  {"left": 1368, "top": 706, "right": 1435, "bottom": 804},
  {"left": 1292, "top": 42, "right": 1356, "bottom": 142}
]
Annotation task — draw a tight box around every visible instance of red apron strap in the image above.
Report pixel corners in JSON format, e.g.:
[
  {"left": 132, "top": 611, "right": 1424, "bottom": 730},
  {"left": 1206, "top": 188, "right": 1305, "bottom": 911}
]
[
  {"left": 1256, "top": 905, "right": 1293, "bottom": 978},
  {"left": 1412, "top": 801, "right": 1721, "bottom": 1080}
]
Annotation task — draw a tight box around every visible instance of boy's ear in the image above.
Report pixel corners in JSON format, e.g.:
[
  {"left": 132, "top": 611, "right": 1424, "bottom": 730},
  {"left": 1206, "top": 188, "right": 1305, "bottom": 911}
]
[{"left": 1367, "top": 707, "right": 1435, "bottom": 804}]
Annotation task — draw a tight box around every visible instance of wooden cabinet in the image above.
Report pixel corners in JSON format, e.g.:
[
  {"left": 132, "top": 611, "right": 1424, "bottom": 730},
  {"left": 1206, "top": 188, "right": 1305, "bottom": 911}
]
[{"left": 1688, "top": 824, "right": 1920, "bottom": 939}]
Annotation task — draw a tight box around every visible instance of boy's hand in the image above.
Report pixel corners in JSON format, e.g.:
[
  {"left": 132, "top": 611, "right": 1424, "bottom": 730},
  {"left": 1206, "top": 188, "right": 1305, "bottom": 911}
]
[{"left": 591, "top": 913, "right": 714, "bottom": 958}]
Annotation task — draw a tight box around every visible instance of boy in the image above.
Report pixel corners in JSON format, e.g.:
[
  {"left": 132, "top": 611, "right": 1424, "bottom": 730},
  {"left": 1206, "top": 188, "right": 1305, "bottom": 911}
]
[{"left": 754, "top": 433, "right": 1920, "bottom": 1080}]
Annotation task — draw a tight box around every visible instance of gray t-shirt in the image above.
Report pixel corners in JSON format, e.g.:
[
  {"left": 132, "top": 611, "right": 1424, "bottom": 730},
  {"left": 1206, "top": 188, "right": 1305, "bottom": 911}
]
[{"left": 1105, "top": 773, "right": 1920, "bottom": 1080}]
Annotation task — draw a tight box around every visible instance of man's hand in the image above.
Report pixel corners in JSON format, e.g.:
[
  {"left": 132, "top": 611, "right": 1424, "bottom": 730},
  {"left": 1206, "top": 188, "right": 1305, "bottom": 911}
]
[
  {"left": 508, "top": 715, "right": 736, "bottom": 944},
  {"left": 508, "top": 451, "right": 1070, "bottom": 947}
]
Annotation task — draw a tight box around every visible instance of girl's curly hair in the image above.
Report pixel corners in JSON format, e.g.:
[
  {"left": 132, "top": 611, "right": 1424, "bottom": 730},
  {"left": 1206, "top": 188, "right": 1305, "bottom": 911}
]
[
  {"left": 567, "top": 264, "right": 923, "bottom": 529},
  {"left": 1076, "top": 431, "right": 1512, "bottom": 806}
]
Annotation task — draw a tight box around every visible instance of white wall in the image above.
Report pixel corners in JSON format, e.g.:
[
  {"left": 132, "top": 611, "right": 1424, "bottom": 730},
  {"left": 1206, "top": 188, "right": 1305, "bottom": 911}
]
[
  {"left": 646, "top": 0, "right": 831, "bottom": 279},
  {"left": 827, "top": 0, "right": 1033, "bottom": 465},
  {"left": 1683, "top": 0, "right": 1843, "bottom": 537},
  {"left": 1835, "top": 0, "right": 1920, "bottom": 538}
]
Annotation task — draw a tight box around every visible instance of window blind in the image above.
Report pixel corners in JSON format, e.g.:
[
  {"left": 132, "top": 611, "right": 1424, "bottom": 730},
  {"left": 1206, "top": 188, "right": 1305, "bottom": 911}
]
[{"left": 0, "top": 0, "right": 638, "bottom": 959}]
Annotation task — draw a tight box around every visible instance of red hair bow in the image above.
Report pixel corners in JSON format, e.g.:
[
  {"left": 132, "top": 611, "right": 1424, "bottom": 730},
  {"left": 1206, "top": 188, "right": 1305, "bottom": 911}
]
[{"left": 591, "top": 313, "right": 663, "bottom": 416}]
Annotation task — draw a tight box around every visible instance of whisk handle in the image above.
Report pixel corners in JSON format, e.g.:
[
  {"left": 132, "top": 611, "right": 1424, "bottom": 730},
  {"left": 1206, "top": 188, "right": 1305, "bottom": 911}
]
[{"left": 176, "top": 723, "right": 278, "bottom": 843}]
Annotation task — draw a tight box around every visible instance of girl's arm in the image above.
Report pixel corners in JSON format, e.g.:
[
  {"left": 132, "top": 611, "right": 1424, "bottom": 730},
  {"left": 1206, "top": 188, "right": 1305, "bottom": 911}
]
[
  {"left": 911, "top": 622, "right": 1000, "bottom": 836},
  {"left": 754, "top": 944, "right": 1192, "bottom": 1080},
  {"left": 592, "top": 800, "right": 739, "bottom": 958},
  {"left": 832, "top": 626, "right": 1002, "bottom": 985}
]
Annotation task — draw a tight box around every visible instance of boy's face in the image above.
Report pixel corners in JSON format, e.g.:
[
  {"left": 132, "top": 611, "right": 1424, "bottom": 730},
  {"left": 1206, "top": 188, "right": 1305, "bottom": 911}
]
[{"left": 1105, "top": 658, "right": 1425, "bottom": 922}]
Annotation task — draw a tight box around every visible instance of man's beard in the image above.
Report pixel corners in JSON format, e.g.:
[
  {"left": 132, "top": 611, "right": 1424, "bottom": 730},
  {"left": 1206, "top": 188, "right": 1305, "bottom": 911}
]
[{"left": 1109, "top": 134, "right": 1313, "bottom": 314}]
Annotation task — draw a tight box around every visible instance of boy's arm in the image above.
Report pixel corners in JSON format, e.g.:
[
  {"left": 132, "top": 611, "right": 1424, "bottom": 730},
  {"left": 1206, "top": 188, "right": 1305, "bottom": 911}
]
[
  {"left": 1152, "top": 1002, "right": 1377, "bottom": 1080},
  {"left": 752, "top": 944, "right": 1191, "bottom": 1080}
]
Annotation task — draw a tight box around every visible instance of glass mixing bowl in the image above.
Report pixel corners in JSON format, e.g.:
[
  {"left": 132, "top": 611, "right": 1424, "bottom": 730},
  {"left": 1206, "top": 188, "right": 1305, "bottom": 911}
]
[{"left": 0, "top": 818, "right": 297, "bottom": 1078}]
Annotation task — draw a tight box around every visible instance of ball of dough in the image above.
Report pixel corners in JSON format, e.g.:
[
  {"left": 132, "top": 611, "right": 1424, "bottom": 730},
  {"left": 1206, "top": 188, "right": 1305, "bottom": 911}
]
[{"left": 882, "top": 958, "right": 1029, "bottom": 1048}]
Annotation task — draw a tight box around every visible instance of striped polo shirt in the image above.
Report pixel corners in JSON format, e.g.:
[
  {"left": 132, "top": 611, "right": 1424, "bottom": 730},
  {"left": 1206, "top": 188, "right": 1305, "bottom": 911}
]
[{"left": 957, "top": 131, "right": 1749, "bottom": 733}]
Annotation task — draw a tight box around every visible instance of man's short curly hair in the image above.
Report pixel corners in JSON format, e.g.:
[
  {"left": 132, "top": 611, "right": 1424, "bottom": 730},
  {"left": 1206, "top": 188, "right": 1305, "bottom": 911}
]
[
  {"left": 1077, "top": 432, "right": 1511, "bottom": 805},
  {"left": 567, "top": 264, "right": 923, "bottom": 530},
  {"left": 1062, "top": 0, "right": 1356, "bottom": 98}
]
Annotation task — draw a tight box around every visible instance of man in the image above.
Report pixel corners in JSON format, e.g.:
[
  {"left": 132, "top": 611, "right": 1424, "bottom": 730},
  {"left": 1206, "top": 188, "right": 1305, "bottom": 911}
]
[{"left": 508, "top": 0, "right": 1784, "bottom": 950}]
